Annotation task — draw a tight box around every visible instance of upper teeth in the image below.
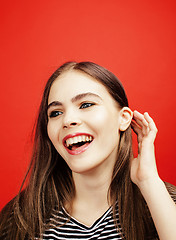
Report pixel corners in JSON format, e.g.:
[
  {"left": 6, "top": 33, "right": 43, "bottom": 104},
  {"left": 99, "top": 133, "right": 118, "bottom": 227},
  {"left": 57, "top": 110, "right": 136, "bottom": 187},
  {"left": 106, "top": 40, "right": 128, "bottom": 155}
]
[{"left": 65, "top": 135, "right": 93, "bottom": 147}]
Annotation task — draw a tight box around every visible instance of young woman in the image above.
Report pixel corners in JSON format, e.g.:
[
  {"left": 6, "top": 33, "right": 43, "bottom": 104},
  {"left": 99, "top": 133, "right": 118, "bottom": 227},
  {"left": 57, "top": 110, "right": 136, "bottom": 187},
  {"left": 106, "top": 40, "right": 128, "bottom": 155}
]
[{"left": 0, "top": 61, "right": 176, "bottom": 240}]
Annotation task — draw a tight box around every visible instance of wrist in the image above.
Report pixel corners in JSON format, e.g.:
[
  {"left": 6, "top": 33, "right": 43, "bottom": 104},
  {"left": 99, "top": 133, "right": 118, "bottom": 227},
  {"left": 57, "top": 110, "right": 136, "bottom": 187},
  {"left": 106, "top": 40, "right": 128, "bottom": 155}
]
[{"left": 137, "top": 175, "right": 163, "bottom": 194}]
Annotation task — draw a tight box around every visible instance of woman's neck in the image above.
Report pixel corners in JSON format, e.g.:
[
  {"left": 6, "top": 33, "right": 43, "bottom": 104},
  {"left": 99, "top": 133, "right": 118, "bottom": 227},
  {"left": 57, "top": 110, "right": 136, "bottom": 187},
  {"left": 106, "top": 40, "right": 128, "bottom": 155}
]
[
  {"left": 72, "top": 153, "right": 115, "bottom": 206},
  {"left": 67, "top": 164, "right": 113, "bottom": 226},
  {"left": 74, "top": 171, "right": 111, "bottom": 203}
]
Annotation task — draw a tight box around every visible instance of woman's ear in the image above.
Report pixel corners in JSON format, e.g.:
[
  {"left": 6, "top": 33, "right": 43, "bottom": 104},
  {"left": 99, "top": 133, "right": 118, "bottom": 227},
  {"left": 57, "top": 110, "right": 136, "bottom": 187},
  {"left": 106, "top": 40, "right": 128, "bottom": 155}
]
[{"left": 119, "top": 107, "right": 133, "bottom": 131}]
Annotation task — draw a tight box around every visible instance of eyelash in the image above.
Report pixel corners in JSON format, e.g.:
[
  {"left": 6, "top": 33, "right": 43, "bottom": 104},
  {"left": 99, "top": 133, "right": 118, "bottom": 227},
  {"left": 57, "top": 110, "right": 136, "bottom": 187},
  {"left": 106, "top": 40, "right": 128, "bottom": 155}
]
[
  {"left": 49, "top": 102, "right": 95, "bottom": 118},
  {"left": 49, "top": 111, "right": 63, "bottom": 118},
  {"left": 80, "top": 102, "right": 95, "bottom": 109}
]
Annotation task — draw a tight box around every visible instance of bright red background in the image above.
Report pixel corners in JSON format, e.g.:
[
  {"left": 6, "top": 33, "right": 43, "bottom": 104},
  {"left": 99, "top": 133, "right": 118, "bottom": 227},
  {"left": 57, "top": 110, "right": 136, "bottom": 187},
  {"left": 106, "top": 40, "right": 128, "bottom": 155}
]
[{"left": 0, "top": 0, "right": 176, "bottom": 209}]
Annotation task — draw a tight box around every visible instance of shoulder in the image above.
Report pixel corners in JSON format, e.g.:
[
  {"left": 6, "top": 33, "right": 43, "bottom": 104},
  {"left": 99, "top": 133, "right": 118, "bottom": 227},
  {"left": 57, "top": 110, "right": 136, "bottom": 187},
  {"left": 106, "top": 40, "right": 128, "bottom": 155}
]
[{"left": 164, "top": 182, "right": 176, "bottom": 203}]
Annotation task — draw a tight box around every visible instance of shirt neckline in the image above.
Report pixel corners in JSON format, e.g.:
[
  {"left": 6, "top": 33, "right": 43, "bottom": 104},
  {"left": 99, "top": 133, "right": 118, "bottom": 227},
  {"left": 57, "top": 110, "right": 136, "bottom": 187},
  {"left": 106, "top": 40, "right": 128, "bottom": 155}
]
[{"left": 61, "top": 206, "right": 113, "bottom": 230}]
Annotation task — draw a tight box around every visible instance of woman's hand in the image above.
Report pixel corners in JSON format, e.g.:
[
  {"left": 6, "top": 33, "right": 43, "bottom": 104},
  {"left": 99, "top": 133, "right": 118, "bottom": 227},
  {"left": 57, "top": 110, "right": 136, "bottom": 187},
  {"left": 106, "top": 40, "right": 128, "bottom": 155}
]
[
  {"left": 131, "top": 111, "right": 176, "bottom": 240},
  {"left": 130, "top": 110, "right": 159, "bottom": 188}
]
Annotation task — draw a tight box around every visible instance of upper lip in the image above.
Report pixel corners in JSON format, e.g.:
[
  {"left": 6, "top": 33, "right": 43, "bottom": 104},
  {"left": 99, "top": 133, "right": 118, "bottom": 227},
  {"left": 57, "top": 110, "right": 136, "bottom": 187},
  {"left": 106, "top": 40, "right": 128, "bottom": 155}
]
[{"left": 62, "top": 132, "right": 94, "bottom": 146}]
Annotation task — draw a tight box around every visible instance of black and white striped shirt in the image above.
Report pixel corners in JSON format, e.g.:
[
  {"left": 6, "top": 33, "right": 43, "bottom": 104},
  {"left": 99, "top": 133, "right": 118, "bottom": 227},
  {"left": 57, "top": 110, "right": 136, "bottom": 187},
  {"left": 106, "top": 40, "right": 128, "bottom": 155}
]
[
  {"left": 1, "top": 182, "right": 176, "bottom": 239},
  {"left": 42, "top": 182, "right": 176, "bottom": 240},
  {"left": 42, "top": 206, "right": 123, "bottom": 239}
]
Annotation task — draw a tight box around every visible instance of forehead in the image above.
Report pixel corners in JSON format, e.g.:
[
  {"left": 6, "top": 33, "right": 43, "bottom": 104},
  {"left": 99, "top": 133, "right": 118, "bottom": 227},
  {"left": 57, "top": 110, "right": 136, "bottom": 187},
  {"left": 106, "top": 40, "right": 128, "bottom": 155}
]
[{"left": 48, "top": 70, "right": 114, "bottom": 103}]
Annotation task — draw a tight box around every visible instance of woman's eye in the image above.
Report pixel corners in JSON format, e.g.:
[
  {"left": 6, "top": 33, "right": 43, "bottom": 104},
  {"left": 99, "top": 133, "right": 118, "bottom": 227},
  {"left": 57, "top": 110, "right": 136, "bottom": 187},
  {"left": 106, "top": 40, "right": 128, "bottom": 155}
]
[
  {"left": 80, "top": 103, "right": 95, "bottom": 109},
  {"left": 49, "top": 111, "right": 63, "bottom": 118}
]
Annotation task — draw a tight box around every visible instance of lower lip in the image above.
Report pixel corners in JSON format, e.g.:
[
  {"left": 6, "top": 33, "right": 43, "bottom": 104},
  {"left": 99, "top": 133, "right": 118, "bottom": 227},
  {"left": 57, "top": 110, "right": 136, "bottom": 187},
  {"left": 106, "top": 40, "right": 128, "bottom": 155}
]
[{"left": 64, "top": 141, "right": 93, "bottom": 155}]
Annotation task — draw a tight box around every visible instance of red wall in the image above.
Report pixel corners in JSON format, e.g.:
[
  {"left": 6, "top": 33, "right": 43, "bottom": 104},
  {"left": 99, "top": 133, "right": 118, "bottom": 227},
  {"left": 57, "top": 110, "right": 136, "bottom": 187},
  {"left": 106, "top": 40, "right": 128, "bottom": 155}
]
[{"left": 0, "top": 0, "right": 176, "bottom": 209}]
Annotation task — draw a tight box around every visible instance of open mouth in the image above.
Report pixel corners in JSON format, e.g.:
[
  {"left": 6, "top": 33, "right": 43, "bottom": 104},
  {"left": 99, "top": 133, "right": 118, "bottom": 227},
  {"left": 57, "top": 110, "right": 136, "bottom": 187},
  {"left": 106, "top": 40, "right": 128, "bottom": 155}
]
[{"left": 64, "top": 135, "right": 93, "bottom": 152}]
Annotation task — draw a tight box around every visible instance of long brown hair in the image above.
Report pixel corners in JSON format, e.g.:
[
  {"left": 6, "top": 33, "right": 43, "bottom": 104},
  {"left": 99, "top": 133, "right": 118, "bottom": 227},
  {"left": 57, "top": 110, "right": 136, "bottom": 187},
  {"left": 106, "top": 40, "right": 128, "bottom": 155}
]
[{"left": 0, "top": 62, "right": 158, "bottom": 239}]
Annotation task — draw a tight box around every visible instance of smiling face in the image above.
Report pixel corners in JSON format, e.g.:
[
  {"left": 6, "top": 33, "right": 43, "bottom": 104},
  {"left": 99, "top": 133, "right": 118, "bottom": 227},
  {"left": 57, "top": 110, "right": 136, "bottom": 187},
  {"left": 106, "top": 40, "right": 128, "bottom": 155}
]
[{"left": 47, "top": 70, "right": 123, "bottom": 174}]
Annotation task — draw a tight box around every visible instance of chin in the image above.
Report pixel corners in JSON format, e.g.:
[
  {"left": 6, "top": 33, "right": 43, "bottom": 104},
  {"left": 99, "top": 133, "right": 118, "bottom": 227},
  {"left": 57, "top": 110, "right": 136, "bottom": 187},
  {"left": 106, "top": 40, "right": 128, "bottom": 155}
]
[
  {"left": 68, "top": 165, "right": 94, "bottom": 174},
  {"left": 69, "top": 161, "right": 105, "bottom": 175}
]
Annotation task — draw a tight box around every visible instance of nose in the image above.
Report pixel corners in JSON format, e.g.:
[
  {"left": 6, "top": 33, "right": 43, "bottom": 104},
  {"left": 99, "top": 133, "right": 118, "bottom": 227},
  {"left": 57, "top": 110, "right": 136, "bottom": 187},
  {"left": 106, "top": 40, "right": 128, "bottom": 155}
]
[{"left": 63, "top": 111, "right": 82, "bottom": 129}]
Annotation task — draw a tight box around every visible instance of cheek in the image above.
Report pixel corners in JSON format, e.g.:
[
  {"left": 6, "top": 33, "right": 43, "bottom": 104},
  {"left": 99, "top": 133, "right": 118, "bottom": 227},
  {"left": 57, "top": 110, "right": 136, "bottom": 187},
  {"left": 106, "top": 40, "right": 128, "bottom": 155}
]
[
  {"left": 47, "top": 122, "right": 59, "bottom": 144},
  {"left": 47, "top": 124, "right": 53, "bottom": 144},
  {"left": 89, "top": 109, "right": 119, "bottom": 133},
  {"left": 89, "top": 109, "right": 109, "bottom": 124},
  {"left": 92, "top": 110, "right": 120, "bottom": 149}
]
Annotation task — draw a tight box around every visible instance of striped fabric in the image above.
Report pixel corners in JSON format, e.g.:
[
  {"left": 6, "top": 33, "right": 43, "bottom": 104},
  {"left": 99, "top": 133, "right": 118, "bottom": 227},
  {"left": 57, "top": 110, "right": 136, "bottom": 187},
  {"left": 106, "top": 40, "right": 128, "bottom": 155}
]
[
  {"left": 1, "top": 182, "right": 176, "bottom": 239},
  {"left": 42, "top": 182, "right": 176, "bottom": 240},
  {"left": 42, "top": 206, "right": 123, "bottom": 239}
]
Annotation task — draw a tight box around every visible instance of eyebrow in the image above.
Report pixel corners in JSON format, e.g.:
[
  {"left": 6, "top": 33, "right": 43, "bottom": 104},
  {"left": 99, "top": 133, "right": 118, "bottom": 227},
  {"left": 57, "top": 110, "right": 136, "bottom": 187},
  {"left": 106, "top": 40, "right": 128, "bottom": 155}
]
[{"left": 47, "top": 92, "right": 102, "bottom": 110}]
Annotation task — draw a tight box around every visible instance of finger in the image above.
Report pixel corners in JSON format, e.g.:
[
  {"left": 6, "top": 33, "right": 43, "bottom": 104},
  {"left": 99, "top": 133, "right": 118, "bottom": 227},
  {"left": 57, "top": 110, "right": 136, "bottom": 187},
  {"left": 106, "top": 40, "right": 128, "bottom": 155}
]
[
  {"left": 144, "top": 112, "right": 158, "bottom": 140},
  {"left": 131, "top": 121, "right": 143, "bottom": 142},
  {"left": 133, "top": 110, "right": 149, "bottom": 135},
  {"left": 131, "top": 121, "right": 140, "bottom": 135},
  {"left": 133, "top": 118, "right": 149, "bottom": 135},
  {"left": 133, "top": 110, "right": 149, "bottom": 127},
  {"left": 144, "top": 112, "right": 157, "bottom": 130}
]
